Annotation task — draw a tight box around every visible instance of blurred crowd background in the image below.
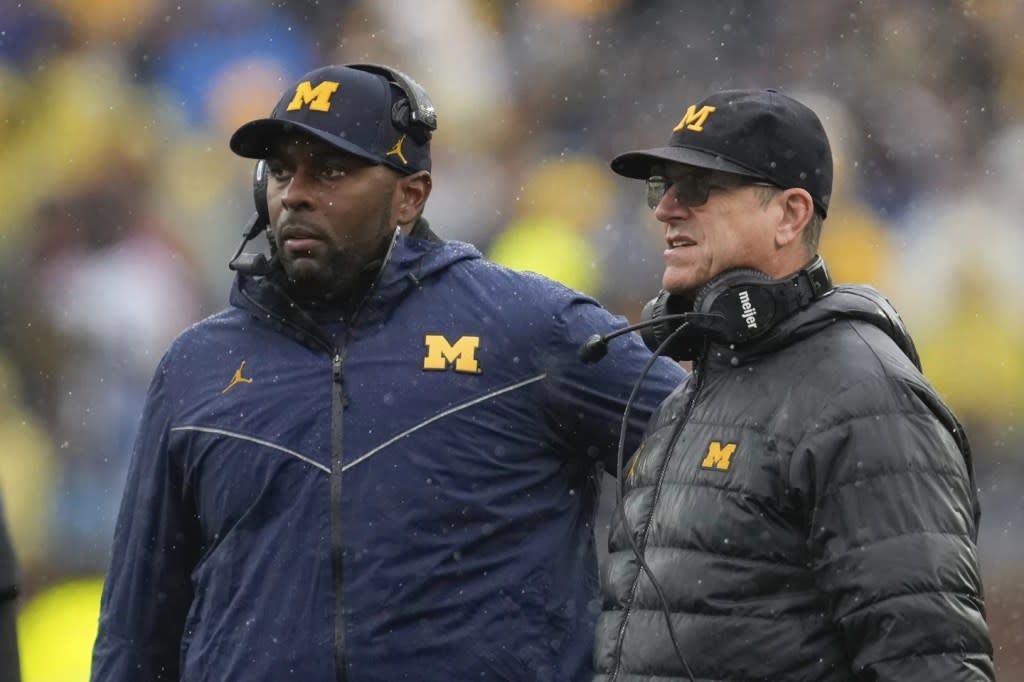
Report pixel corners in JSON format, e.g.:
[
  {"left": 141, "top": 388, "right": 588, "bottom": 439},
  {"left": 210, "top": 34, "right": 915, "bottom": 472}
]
[{"left": 1, "top": 0, "right": 1023, "bottom": 678}]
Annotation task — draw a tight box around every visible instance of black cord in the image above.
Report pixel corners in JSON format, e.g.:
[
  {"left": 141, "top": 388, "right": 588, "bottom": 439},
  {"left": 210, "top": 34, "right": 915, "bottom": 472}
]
[{"left": 612, "top": 323, "right": 697, "bottom": 682}]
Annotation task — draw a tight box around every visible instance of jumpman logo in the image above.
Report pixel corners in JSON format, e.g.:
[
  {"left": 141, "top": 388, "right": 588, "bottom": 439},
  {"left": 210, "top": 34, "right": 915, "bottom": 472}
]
[
  {"left": 222, "top": 360, "right": 254, "bottom": 394},
  {"left": 386, "top": 134, "right": 409, "bottom": 165}
]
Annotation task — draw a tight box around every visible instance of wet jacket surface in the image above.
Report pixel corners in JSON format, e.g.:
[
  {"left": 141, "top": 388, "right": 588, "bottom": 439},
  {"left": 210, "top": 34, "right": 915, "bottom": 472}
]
[
  {"left": 90, "top": 228, "right": 686, "bottom": 682},
  {"left": 594, "top": 285, "right": 994, "bottom": 681}
]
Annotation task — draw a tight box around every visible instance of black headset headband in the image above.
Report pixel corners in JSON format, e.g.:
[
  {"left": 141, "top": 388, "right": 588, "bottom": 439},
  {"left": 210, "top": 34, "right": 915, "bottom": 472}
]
[{"left": 347, "top": 63, "right": 437, "bottom": 142}]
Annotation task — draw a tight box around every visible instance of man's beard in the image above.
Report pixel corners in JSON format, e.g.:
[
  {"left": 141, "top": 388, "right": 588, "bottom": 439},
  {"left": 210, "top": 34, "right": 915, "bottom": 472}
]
[
  {"left": 283, "top": 249, "right": 362, "bottom": 304},
  {"left": 281, "top": 209, "right": 394, "bottom": 305}
]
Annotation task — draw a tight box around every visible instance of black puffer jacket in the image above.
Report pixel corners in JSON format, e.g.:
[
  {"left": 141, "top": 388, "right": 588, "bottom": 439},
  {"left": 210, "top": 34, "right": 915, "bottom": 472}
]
[{"left": 594, "top": 286, "right": 994, "bottom": 681}]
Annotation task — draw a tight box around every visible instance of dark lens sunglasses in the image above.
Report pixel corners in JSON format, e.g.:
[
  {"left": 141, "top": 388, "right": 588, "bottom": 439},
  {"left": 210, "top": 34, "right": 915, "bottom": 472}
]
[{"left": 646, "top": 168, "right": 777, "bottom": 210}]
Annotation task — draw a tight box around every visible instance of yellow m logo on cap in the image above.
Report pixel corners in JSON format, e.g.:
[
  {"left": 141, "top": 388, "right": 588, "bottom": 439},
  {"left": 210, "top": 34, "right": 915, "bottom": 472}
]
[
  {"left": 423, "top": 335, "right": 481, "bottom": 374},
  {"left": 286, "top": 80, "right": 340, "bottom": 113},
  {"left": 701, "top": 441, "right": 737, "bottom": 471},
  {"left": 673, "top": 104, "right": 717, "bottom": 133}
]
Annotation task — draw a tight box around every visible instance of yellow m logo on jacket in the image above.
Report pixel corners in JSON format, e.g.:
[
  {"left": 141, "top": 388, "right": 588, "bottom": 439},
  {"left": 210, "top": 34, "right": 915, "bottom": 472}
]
[
  {"left": 701, "top": 441, "right": 737, "bottom": 471},
  {"left": 286, "top": 80, "right": 340, "bottom": 112},
  {"left": 423, "top": 335, "right": 481, "bottom": 374}
]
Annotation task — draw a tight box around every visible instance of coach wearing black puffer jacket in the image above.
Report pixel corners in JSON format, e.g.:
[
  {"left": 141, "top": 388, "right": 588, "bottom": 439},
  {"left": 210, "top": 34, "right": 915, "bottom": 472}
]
[{"left": 593, "top": 89, "right": 994, "bottom": 681}]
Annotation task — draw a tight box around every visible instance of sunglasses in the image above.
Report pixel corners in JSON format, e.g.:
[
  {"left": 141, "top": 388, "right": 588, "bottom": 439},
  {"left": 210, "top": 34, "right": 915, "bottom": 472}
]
[{"left": 646, "top": 167, "right": 777, "bottom": 210}]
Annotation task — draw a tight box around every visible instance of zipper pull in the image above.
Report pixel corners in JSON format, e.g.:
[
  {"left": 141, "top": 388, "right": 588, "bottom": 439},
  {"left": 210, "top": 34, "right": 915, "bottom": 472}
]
[
  {"left": 332, "top": 352, "right": 343, "bottom": 383},
  {"left": 332, "top": 352, "right": 350, "bottom": 407}
]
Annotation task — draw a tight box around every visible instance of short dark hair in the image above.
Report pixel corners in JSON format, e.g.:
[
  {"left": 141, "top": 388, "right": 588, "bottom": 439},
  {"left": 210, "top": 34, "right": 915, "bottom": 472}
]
[{"left": 803, "top": 211, "right": 824, "bottom": 252}]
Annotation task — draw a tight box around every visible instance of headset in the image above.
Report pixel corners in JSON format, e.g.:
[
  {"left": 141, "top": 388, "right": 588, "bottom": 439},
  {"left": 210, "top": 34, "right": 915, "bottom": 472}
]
[
  {"left": 639, "top": 255, "right": 833, "bottom": 360},
  {"left": 346, "top": 62, "right": 437, "bottom": 145},
  {"left": 229, "top": 63, "right": 437, "bottom": 276},
  {"left": 580, "top": 256, "right": 834, "bottom": 363}
]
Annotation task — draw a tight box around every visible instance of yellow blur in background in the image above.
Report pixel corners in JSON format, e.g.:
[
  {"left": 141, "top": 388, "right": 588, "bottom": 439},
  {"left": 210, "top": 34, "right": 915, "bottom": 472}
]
[{"left": 17, "top": 578, "right": 103, "bottom": 681}]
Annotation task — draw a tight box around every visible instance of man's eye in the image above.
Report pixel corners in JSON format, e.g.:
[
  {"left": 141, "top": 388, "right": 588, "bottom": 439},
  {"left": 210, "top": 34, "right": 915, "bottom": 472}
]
[
  {"left": 266, "top": 165, "right": 290, "bottom": 180},
  {"left": 322, "top": 166, "right": 348, "bottom": 180}
]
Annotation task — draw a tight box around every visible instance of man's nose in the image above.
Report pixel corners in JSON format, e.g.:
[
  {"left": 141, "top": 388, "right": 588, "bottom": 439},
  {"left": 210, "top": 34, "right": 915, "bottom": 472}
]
[
  {"left": 280, "top": 170, "right": 317, "bottom": 211},
  {"left": 653, "top": 184, "right": 692, "bottom": 222}
]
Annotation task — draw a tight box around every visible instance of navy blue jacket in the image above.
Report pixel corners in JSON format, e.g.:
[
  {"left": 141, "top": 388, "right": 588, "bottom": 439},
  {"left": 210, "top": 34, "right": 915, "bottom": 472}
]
[{"left": 91, "top": 230, "right": 685, "bottom": 681}]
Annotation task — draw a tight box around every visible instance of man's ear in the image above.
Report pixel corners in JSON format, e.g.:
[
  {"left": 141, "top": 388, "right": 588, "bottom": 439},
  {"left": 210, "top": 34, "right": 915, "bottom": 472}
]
[
  {"left": 774, "top": 188, "right": 814, "bottom": 248},
  {"left": 394, "top": 171, "right": 432, "bottom": 227}
]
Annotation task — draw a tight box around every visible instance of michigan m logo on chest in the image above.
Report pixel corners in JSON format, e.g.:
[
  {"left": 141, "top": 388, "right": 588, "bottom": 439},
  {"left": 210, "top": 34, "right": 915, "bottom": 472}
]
[
  {"left": 423, "top": 335, "right": 481, "bottom": 374},
  {"left": 701, "top": 441, "right": 738, "bottom": 471}
]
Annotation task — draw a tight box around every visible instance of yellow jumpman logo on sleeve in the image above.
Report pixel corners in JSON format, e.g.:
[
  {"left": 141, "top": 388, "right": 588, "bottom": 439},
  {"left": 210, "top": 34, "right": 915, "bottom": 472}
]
[{"left": 222, "top": 360, "right": 254, "bottom": 394}]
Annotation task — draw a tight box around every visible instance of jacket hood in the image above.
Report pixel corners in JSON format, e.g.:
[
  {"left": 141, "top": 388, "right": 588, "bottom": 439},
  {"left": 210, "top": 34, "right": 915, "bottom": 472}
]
[
  {"left": 710, "top": 284, "right": 921, "bottom": 369},
  {"left": 228, "top": 223, "right": 482, "bottom": 350}
]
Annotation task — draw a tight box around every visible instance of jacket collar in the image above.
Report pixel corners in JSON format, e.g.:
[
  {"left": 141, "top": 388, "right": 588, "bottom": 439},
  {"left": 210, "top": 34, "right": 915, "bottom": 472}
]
[{"left": 701, "top": 284, "right": 921, "bottom": 370}]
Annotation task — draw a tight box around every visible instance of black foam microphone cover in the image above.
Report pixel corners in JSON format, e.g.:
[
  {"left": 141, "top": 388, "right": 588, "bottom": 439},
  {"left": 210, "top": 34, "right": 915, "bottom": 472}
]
[{"left": 229, "top": 253, "right": 271, "bottom": 276}]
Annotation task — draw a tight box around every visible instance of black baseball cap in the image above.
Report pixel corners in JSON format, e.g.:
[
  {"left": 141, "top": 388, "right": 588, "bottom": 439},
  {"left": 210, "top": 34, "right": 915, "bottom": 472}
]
[
  {"left": 611, "top": 89, "right": 832, "bottom": 215},
  {"left": 230, "top": 64, "right": 431, "bottom": 175}
]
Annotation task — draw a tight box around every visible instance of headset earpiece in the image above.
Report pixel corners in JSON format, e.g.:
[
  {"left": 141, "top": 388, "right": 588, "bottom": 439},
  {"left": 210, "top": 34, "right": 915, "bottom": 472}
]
[
  {"left": 640, "top": 290, "right": 703, "bottom": 360},
  {"left": 249, "top": 159, "right": 270, "bottom": 241},
  {"left": 392, "top": 99, "right": 411, "bottom": 130},
  {"left": 692, "top": 268, "right": 774, "bottom": 344},
  {"left": 639, "top": 256, "right": 833, "bottom": 359},
  {"left": 390, "top": 97, "right": 429, "bottom": 145},
  {"left": 693, "top": 268, "right": 769, "bottom": 311},
  {"left": 348, "top": 62, "right": 437, "bottom": 145}
]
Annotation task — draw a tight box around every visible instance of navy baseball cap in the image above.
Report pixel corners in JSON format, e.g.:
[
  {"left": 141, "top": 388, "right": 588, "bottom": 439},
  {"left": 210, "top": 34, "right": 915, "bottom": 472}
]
[
  {"left": 612, "top": 89, "right": 832, "bottom": 215},
  {"left": 230, "top": 64, "right": 432, "bottom": 175}
]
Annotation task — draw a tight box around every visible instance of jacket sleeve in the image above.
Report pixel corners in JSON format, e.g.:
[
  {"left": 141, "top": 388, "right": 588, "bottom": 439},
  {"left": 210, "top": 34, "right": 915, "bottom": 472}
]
[
  {"left": 541, "top": 296, "right": 686, "bottom": 476},
  {"left": 793, "top": 377, "right": 994, "bottom": 681},
  {"left": 91, "top": 356, "right": 200, "bottom": 681}
]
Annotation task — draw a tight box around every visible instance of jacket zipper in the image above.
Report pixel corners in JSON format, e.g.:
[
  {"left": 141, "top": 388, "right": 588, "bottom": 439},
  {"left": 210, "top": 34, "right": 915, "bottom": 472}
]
[
  {"left": 238, "top": 293, "right": 353, "bottom": 680},
  {"left": 243, "top": 288, "right": 351, "bottom": 680},
  {"left": 330, "top": 350, "right": 349, "bottom": 682},
  {"left": 238, "top": 231, "right": 399, "bottom": 681},
  {"left": 609, "top": 364, "right": 705, "bottom": 681}
]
